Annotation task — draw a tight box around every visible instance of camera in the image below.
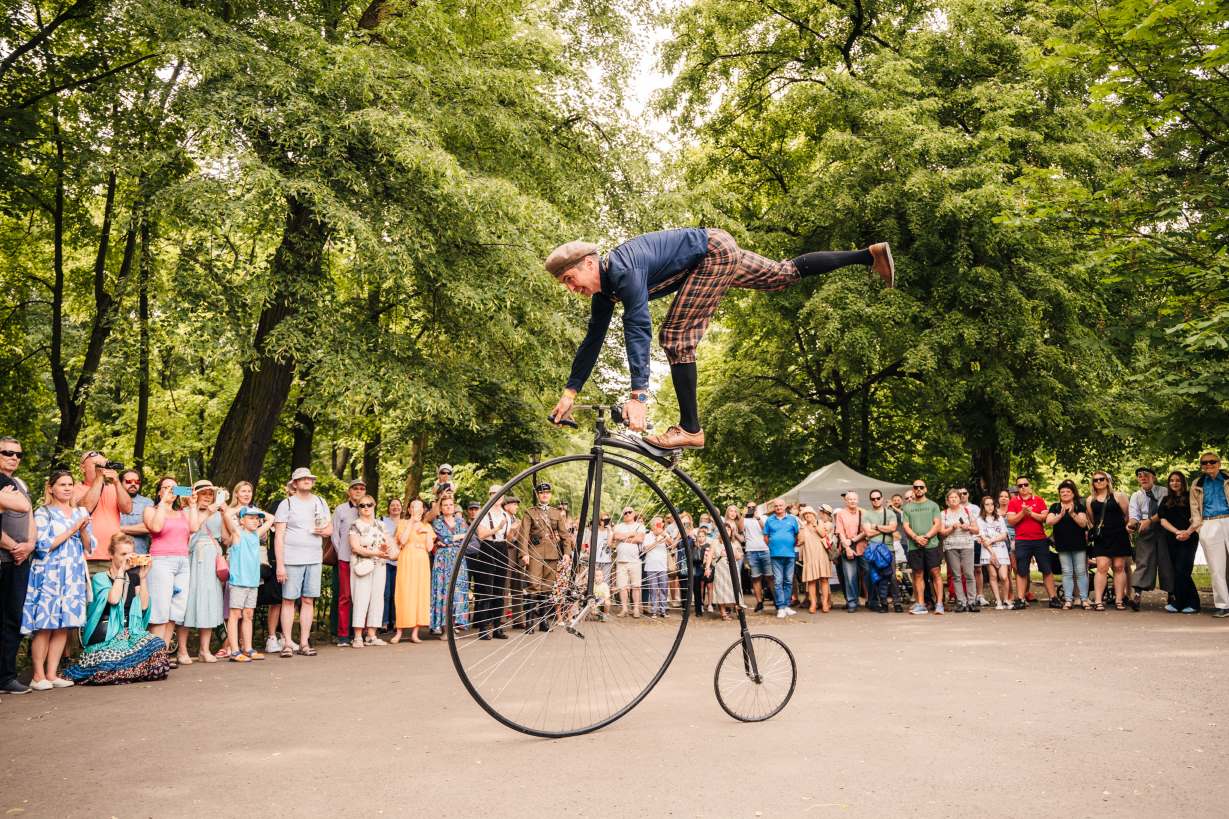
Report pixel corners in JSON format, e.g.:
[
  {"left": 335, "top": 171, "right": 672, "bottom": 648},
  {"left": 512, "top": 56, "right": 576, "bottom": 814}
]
[{"left": 104, "top": 461, "right": 124, "bottom": 471}]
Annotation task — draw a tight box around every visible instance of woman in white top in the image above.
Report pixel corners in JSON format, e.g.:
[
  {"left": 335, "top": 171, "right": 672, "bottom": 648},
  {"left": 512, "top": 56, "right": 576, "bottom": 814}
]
[
  {"left": 642, "top": 517, "right": 670, "bottom": 617},
  {"left": 976, "top": 495, "right": 1012, "bottom": 609},
  {"left": 939, "top": 489, "right": 980, "bottom": 612},
  {"left": 348, "top": 495, "right": 390, "bottom": 647}
]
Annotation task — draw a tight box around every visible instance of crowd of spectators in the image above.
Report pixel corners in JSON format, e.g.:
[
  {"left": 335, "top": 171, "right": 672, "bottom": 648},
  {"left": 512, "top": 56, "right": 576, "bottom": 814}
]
[{"left": 1, "top": 434, "right": 1226, "bottom": 699}]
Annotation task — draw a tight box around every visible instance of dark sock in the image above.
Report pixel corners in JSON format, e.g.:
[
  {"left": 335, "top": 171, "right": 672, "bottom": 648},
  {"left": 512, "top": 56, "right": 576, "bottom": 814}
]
[
  {"left": 670, "top": 362, "right": 700, "bottom": 433},
  {"left": 792, "top": 248, "right": 873, "bottom": 278}
]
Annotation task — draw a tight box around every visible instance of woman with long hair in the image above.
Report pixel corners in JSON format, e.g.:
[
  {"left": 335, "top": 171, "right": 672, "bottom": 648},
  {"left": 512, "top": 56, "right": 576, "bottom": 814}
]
[
  {"left": 1046, "top": 479, "right": 1091, "bottom": 610},
  {"left": 393, "top": 498, "right": 434, "bottom": 644},
  {"left": 22, "top": 470, "right": 92, "bottom": 689},
  {"left": 1087, "top": 470, "right": 1132, "bottom": 611},
  {"left": 381, "top": 497, "right": 403, "bottom": 631},
  {"left": 977, "top": 495, "right": 1012, "bottom": 609},
  {"left": 1157, "top": 471, "right": 1200, "bottom": 613}
]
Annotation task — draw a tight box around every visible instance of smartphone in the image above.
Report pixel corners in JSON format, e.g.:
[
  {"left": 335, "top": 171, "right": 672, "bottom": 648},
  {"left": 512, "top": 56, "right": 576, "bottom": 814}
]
[{"left": 172, "top": 486, "right": 192, "bottom": 497}]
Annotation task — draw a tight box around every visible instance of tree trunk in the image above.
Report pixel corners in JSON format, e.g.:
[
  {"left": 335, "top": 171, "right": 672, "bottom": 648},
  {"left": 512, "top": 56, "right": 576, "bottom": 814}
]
[
  {"left": 332, "top": 445, "right": 352, "bottom": 480},
  {"left": 362, "top": 430, "right": 381, "bottom": 502},
  {"left": 48, "top": 113, "right": 69, "bottom": 458},
  {"left": 291, "top": 407, "right": 315, "bottom": 469},
  {"left": 971, "top": 445, "right": 1010, "bottom": 501},
  {"left": 134, "top": 219, "right": 152, "bottom": 470},
  {"left": 209, "top": 196, "right": 326, "bottom": 488},
  {"left": 858, "top": 385, "right": 872, "bottom": 472},
  {"left": 402, "top": 430, "right": 427, "bottom": 507}
]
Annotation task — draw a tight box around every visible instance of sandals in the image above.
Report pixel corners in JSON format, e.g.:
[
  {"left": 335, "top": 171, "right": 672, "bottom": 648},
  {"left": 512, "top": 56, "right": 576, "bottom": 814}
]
[
  {"left": 296, "top": 644, "right": 317, "bottom": 656},
  {"left": 1094, "top": 602, "right": 1106, "bottom": 611},
  {"left": 1062, "top": 600, "right": 1072, "bottom": 610},
  {"left": 1082, "top": 600, "right": 1093, "bottom": 610},
  {"left": 280, "top": 645, "right": 294, "bottom": 658}
]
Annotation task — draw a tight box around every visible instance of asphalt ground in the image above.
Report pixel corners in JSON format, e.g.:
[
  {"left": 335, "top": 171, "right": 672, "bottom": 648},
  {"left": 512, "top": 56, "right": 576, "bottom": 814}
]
[{"left": 2, "top": 597, "right": 1226, "bottom": 818}]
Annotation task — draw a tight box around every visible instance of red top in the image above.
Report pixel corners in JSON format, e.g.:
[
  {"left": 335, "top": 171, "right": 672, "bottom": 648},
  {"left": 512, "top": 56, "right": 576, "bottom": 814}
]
[{"left": 1008, "top": 495, "right": 1048, "bottom": 542}]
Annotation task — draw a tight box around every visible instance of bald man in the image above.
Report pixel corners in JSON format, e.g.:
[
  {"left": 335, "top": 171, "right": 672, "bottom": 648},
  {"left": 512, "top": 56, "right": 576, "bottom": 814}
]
[{"left": 546, "top": 228, "right": 893, "bottom": 448}]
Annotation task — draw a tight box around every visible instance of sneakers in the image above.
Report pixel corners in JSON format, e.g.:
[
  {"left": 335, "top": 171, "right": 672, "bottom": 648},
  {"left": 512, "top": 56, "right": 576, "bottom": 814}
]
[
  {"left": 894, "top": 603, "right": 904, "bottom": 613},
  {"left": 1213, "top": 608, "right": 1229, "bottom": 618},
  {"left": 869, "top": 242, "right": 895, "bottom": 288},
  {"left": 643, "top": 425, "right": 705, "bottom": 450},
  {"left": 995, "top": 601, "right": 1006, "bottom": 611},
  {"left": 1165, "top": 604, "right": 1179, "bottom": 613},
  {"left": 50, "top": 678, "right": 74, "bottom": 688},
  {"left": 933, "top": 604, "right": 945, "bottom": 616},
  {"left": 1048, "top": 597, "right": 1063, "bottom": 609},
  {"left": 909, "top": 603, "right": 927, "bottom": 615},
  {"left": 784, "top": 607, "right": 797, "bottom": 617},
  {"left": 265, "top": 635, "right": 281, "bottom": 654},
  {"left": 1012, "top": 599, "right": 1027, "bottom": 610},
  {"left": 1181, "top": 607, "right": 1197, "bottom": 614},
  {"left": 977, "top": 595, "right": 990, "bottom": 607},
  {"left": 776, "top": 609, "right": 787, "bottom": 619},
  {"left": 29, "top": 680, "right": 53, "bottom": 691},
  {"left": 954, "top": 601, "right": 967, "bottom": 613},
  {"left": 0, "top": 679, "right": 30, "bottom": 695},
  {"left": 366, "top": 636, "right": 388, "bottom": 646}
]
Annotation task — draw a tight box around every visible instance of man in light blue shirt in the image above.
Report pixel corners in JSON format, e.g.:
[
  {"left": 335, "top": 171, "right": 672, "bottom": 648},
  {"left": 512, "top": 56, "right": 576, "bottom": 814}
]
[
  {"left": 762, "top": 498, "right": 800, "bottom": 618},
  {"left": 1191, "top": 452, "right": 1229, "bottom": 616},
  {"left": 118, "top": 469, "right": 154, "bottom": 554}
]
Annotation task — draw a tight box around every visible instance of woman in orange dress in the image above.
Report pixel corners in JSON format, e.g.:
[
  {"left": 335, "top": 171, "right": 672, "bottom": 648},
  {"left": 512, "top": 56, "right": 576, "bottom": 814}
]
[{"left": 392, "top": 498, "right": 434, "bottom": 644}]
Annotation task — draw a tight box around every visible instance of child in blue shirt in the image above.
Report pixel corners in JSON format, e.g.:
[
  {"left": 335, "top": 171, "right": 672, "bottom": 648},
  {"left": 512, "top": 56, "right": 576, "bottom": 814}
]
[{"left": 227, "top": 507, "right": 273, "bottom": 662}]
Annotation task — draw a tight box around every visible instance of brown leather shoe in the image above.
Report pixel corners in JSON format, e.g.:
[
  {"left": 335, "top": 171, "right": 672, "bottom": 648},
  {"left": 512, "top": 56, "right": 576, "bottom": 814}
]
[
  {"left": 869, "top": 242, "right": 895, "bottom": 288},
  {"left": 643, "top": 426, "right": 705, "bottom": 450}
]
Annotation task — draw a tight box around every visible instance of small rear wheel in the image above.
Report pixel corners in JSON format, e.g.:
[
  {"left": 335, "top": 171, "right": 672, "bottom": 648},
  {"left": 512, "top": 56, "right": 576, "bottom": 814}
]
[{"left": 714, "top": 633, "right": 796, "bottom": 722}]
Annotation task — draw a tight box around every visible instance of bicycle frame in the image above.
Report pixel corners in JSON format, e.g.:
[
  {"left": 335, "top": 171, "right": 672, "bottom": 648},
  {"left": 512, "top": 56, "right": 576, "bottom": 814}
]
[{"left": 582, "top": 407, "right": 762, "bottom": 682}]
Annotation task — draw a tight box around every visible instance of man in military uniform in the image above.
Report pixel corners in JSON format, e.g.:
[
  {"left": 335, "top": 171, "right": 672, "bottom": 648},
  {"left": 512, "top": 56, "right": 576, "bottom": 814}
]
[{"left": 517, "top": 482, "right": 573, "bottom": 632}]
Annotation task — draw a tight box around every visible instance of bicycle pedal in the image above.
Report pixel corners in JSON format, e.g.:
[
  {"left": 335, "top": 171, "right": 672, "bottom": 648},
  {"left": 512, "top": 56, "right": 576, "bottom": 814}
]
[{"left": 565, "top": 626, "right": 585, "bottom": 640}]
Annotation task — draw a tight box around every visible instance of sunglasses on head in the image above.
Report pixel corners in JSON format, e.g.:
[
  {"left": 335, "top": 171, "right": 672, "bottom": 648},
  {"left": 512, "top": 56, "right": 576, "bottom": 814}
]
[{"left": 0, "top": 450, "right": 23, "bottom": 458}]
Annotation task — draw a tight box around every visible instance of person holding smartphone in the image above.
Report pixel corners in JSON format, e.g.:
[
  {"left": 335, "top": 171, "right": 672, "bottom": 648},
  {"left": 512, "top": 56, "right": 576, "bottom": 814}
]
[{"left": 144, "top": 476, "right": 193, "bottom": 663}]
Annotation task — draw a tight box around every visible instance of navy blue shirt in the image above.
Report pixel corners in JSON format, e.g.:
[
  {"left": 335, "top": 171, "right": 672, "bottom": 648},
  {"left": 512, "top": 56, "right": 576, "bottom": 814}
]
[{"left": 565, "top": 228, "right": 709, "bottom": 392}]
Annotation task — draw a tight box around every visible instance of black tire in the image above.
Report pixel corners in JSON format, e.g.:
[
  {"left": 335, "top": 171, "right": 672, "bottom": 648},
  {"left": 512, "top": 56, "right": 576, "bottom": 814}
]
[
  {"left": 447, "top": 453, "right": 692, "bottom": 738},
  {"left": 713, "top": 633, "right": 797, "bottom": 722}
]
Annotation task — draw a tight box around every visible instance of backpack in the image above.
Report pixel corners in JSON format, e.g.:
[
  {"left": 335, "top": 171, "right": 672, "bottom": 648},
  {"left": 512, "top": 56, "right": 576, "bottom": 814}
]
[{"left": 866, "top": 541, "right": 894, "bottom": 583}]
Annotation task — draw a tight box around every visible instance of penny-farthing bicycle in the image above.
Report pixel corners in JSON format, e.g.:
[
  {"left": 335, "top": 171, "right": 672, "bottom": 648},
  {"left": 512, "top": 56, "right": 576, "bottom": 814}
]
[{"left": 447, "top": 404, "right": 797, "bottom": 737}]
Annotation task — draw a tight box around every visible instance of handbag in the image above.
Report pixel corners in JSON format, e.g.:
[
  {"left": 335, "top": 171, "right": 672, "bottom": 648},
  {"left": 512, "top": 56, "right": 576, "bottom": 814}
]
[
  {"left": 352, "top": 557, "right": 375, "bottom": 577},
  {"left": 215, "top": 552, "right": 230, "bottom": 583}
]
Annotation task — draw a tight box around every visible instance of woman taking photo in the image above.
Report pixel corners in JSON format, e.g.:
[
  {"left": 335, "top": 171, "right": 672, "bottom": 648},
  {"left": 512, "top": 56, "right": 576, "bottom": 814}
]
[
  {"left": 1046, "top": 479, "right": 1091, "bottom": 610},
  {"left": 348, "top": 494, "right": 390, "bottom": 647},
  {"left": 22, "top": 469, "right": 92, "bottom": 690},
  {"left": 430, "top": 495, "right": 470, "bottom": 634},
  {"left": 144, "top": 477, "right": 193, "bottom": 664},
  {"left": 64, "top": 533, "right": 171, "bottom": 685},
  {"left": 1087, "top": 470, "right": 1132, "bottom": 611},
  {"left": 797, "top": 506, "right": 833, "bottom": 613},
  {"left": 939, "top": 489, "right": 979, "bottom": 612},
  {"left": 1157, "top": 471, "right": 1200, "bottom": 613},
  {"left": 393, "top": 498, "right": 433, "bottom": 644},
  {"left": 977, "top": 496, "right": 1012, "bottom": 609},
  {"left": 381, "top": 497, "right": 402, "bottom": 631}
]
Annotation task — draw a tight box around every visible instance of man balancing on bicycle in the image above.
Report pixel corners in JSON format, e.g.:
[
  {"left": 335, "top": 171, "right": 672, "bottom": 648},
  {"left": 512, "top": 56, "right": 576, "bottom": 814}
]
[{"left": 546, "top": 228, "right": 894, "bottom": 449}]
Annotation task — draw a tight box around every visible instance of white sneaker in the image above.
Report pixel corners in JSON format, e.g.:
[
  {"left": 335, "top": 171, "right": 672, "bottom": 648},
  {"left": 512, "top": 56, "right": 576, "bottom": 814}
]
[
  {"left": 30, "top": 680, "right": 53, "bottom": 691},
  {"left": 978, "top": 595, "right": 990, "bottom": 607},
  {"left": 784, "top": 607, "right": 798, "bottom": 616},
  {"left": 995, "top": 602, "right": 1006, "bottom": 610},
  {"left": 776, "top": 609, "right": 787, "bottom": 619},
  {"left": 265, "top": 636, "right": 281, "bottom": 654}
]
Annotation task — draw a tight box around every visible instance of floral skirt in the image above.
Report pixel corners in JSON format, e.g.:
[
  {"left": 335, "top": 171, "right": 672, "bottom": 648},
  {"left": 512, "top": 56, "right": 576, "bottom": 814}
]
[
  {"left": 430, "top": 546, "right": 469, "bottom": 631},
  {"left": 63, "top": 631, "right": 171, "bottom": 685}
]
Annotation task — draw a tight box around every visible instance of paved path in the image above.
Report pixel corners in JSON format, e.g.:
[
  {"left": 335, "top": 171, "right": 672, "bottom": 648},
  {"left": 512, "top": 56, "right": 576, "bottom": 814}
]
[{"left": 2, "top": 605, "right": 1226, "bottom": 818}]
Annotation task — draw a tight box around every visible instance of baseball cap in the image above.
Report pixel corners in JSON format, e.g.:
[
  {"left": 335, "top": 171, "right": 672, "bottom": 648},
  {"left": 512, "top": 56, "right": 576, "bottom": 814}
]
[
  {"left": 438, "top": 464, "right": 453, "bottom": 474},
  {"left": 239, "top": 506, "right": 264, "bottom": 518},
  {"left": 466, "top": 501, "right": 481, "bottom": 510}
]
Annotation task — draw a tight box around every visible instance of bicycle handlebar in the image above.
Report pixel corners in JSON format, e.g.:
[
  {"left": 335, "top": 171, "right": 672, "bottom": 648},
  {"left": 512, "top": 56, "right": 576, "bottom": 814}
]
[{"left": 549, "top": 403, "right": 650, "bottom": 431}]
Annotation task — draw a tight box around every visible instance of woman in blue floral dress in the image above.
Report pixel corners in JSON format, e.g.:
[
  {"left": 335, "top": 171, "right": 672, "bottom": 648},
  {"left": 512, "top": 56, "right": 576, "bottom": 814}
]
[
  {"left": 23, "top": 469, "right": 93, "bottom": 690},
  {"left": 430, "top": 496, "right": 469, "bottom": 633}
]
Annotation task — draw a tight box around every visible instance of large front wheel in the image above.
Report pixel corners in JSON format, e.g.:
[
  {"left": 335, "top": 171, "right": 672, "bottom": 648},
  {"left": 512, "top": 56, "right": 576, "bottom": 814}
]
[{"left": 447, "top": 453, "right": 692, "bottom": 738}]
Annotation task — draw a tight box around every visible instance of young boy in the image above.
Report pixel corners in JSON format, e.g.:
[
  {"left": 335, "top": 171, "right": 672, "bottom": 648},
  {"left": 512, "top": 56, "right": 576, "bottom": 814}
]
[{"left": 228, "top": 507, "right": 273, "bottom": 662}]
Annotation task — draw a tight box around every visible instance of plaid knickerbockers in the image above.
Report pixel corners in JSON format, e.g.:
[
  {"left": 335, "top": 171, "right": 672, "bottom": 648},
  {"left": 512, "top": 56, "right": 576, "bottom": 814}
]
[{"left": 654, "top": 228, "right": 800, "bottom": 365}]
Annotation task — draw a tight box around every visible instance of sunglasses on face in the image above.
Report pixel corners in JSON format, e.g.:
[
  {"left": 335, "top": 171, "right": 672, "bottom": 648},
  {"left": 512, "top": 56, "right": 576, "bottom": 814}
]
[
  {"left": 358, "top": 503, "right": 374, "bottom": 509},
  {"left": 912, "top": 485, "right": 925, "bottom": 490},
  {"left": 1016, "top": 482, "right": 1029, "bottom": 488},
  {"left": 1202, "top": 459, "right": 1220, "bottom": 466},
  {"left": 0, "top": 450, "right": 23, "bottom": 458},
  {"left": 870, "top": 496, "right": 882, "bottom": 502},
  {"left": 1092, "top": 477, "right": 1107, "bottom": 483}
]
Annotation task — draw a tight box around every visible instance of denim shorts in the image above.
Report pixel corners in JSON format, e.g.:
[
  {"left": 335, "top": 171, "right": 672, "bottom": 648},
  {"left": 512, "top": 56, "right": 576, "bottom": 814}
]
[
  {"left": 1014, "top": 539, "right": 1052, "bottom": 575},
  {"left": 282, "top": 563, "right": 322, "bottom": 600},
  {"left": 745, "top": 550, "right": 772, "bottom": 578}
]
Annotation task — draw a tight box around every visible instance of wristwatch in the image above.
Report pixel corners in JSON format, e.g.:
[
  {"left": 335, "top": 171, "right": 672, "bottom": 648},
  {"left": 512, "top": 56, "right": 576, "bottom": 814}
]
[{"left": 628, "top": 390, "right": 650, "bottom": 403}]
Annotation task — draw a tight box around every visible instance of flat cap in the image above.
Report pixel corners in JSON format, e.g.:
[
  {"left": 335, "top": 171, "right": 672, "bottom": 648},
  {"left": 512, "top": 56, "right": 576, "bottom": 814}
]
[{"left": 544, "top": 240, "right": 599, "bottom": 277}]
